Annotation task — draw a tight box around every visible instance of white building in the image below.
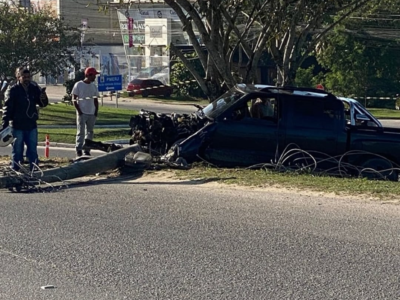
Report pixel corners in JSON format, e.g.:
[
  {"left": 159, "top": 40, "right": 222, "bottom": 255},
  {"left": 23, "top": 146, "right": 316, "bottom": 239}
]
[{"left": 116, "top": 6, "right": 198, "bottom": 84}]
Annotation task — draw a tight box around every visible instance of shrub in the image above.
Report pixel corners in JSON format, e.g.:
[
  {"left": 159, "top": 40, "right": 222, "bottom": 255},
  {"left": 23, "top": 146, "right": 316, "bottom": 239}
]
[
  {"left": 63, "top": 70, "right": 84, "bottom": 101},
  {"left": 170, "top": 55, "right": 206, "bottom": 99}
]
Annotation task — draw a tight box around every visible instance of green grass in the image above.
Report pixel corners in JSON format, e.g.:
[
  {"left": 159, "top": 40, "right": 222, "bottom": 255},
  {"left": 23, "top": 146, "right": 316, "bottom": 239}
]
[
  {"left": 367, "top": 108, "right": 400, "bottom": 119},
  {"left": 34, "top": 104, "right": 134, "bottom": 143},
  {"left": 120, "top": 91, "right": 209, "bottom": 105},
  {"left": 38, "top": 127, "right": 131, "bottom": 144},
  {"left": 173, "top": 163, "right": 400, "bottom": 200},
  {"left": 38, "top": 104, "right": 136, "bottom": 126},
  {"left": 150, "top": 95, "right": 209, "bottom": 105}
]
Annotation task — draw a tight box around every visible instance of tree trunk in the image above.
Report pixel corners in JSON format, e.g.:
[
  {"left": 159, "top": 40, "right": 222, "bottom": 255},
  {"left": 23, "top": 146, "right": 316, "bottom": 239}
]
[{"left": 277, "top": 65, "right": 296, "bottom": 87}]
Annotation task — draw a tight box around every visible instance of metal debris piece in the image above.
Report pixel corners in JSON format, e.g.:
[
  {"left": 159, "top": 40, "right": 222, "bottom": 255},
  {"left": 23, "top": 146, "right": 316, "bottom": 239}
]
[
  {"left": 129, "top": 108, "right": 206, "bottom": 156},
  {"left": 83, "top": 139, "right": 124, "bottom": 153},
  {"left": 41, "top": 285, "right": 56, "bottom": 290}
]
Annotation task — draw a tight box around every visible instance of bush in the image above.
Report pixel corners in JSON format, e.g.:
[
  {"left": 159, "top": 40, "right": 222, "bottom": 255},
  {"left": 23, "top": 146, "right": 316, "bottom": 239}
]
[
  {"left": 63, "top": 70, "right": 84, "bottom": 100},
  {"left": 294, "top": 65, "right": 323, "bottom": 88},
  {"left": 170, "top": 56, "right": 206, "bottom": 99}
]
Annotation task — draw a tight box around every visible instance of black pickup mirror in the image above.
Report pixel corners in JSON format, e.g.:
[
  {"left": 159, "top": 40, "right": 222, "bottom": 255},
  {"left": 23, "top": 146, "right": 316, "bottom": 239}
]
[{"left": 355, "top": 114, "right": 370, "bottom": 121}]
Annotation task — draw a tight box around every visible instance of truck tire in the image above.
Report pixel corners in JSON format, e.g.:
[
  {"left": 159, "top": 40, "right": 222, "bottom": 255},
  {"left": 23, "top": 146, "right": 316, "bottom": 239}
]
[
  {"left": 361, "top": 158, "right": 398, "bottom": 181},
  {"left": 142, "top": 91, "right": 149, "bottom": 98}
]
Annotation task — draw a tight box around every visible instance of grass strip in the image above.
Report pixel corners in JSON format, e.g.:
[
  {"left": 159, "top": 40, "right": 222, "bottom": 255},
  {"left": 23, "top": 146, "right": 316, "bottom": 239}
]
[
  {"left": 38, "top": 104, "right": 136, "bottom": 126},
  {"left": 174, "top": 163, "right": 400, "bottom": 200},
  {"left": 38, "top": 128, "right": 131, "bottom": 144},
  {"left": 367, "top": 108, "right": 400, "bottom": 119}
]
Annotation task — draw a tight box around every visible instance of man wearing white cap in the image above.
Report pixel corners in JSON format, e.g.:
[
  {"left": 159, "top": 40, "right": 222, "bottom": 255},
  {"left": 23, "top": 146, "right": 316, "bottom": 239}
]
[{"left": 72, "top": 67, "right": 100, "bottom": 157}]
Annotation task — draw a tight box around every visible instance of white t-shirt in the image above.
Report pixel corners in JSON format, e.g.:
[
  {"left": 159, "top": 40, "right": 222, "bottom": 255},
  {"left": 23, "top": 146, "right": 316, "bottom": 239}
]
[{"left": 72, "top": 81, "right": 99, "bottom": 115}]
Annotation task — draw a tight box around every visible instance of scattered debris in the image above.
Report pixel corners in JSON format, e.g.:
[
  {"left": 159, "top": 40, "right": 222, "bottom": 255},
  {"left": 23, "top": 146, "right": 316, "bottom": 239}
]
[
  {"left": 83, "top": 139, "right": 124, "bottom": 153},
  {"left": 0, "top": 144, "right": 143, "bottom": 191},
  {"left": 41, "top": 285, "right": 56, "bottom": 290},
  {"left": 128, "top": 108, "right": 206, "bottom": 156}
]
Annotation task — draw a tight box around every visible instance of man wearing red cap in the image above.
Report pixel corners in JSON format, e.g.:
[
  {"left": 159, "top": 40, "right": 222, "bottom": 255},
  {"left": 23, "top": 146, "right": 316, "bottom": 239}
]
[{"left": 72, "top": 67, "right": 100, "bottom": 157}]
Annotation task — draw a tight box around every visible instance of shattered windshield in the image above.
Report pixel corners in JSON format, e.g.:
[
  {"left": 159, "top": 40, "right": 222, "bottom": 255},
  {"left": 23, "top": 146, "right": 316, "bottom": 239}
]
[{"left": 202, "top": 89, "right": 245, "bottom": 119}]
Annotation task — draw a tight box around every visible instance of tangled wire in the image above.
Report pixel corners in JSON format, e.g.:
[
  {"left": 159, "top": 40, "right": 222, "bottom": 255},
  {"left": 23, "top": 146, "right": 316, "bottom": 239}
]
[
  {"left": 1, "top": 162, "right": 68, "bottom": 193},
  {"left": 244, "top": 144, "right": 400, "bottom": 181}
]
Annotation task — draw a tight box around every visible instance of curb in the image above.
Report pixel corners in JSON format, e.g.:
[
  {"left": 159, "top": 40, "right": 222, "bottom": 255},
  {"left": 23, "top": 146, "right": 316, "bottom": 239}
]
[
  {"left": 102, "top": 139, "right": 130, "bottom": 144},
  {"left": 37, "top": 139, "right": 130, "bottom": 149},
  {"left": 38, "top": 125, "right": 129, "bottom": 129},
  {"left": 38, "top": 142, "right": 75, "bottom": 148}
]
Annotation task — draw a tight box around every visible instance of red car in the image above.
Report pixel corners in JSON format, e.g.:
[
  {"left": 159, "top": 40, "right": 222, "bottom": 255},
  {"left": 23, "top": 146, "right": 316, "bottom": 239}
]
[{"left": 126, "top": 79, "right": 173, "bottom": 98}]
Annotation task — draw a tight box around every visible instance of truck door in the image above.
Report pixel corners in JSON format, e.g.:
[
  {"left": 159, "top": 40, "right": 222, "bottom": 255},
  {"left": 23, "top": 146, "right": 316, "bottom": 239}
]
[
  {"left": 284, "top": 96, "right": 344, "bottom": 157},
  {"left": 203, "top": 95, "right": 283, "bottom": 166}
]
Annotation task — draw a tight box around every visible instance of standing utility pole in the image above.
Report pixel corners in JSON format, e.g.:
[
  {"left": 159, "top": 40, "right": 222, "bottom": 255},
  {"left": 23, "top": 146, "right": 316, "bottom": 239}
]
[{"left": 80, "top": 19, "right": 88, "bottom": 71}]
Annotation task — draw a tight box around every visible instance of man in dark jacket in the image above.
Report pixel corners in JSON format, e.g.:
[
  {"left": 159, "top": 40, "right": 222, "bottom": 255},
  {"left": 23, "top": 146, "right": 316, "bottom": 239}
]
[{"left": 2, "top": 68, "right": 48, "bottom": 170}]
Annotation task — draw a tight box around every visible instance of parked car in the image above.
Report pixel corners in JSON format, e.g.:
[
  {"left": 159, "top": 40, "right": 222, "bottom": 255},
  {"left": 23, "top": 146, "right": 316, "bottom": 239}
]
[
  {"left": 129, "top": 84, "right": 400, "bottom": 180},
  {"left": 151, "top": 67, "right": 169, "bottom": 85},
  {"left": 131, "top": 67, "right": 160, "bottom": 80},
  {"left": 126, "top": 79, "right": 173, "bottom": 98}
]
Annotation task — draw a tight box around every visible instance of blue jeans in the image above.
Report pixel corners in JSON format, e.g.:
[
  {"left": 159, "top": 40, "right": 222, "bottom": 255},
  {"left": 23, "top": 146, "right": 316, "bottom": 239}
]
[{"left": 11, "top": 128, "right": 38, "bottom": 171}]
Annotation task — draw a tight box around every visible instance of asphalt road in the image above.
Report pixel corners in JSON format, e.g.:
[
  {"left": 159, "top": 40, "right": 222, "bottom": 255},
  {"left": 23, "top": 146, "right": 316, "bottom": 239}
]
[
  {"left": 379, "top": 119, "right": 400, "bottom": 128},
  {"left": 0, "top": 180, "right": 399, "bottom": 299},
  {"left": 0, "top": 145, "right": 104, "bottom": 160}
]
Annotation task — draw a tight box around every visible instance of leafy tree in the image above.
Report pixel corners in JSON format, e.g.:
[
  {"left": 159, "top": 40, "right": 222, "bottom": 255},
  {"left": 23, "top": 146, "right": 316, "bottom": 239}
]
[
  {"left": 170, "top": 57, "right": 206, "bottom": 98},
  {"left": 294, "top": 65, "right": 322, "bottom": 88},
  {"left": 95, "top": 0, "right": 398, "bottom": 100},
  {"left": 316, "top": 25, "right": 400, "bottom": 97},
  {"left": 165, "top": 0, "right": 382, "bottom": 94},
  {"left": 0, "top": 3, "right": 80, "bottom": 82}
]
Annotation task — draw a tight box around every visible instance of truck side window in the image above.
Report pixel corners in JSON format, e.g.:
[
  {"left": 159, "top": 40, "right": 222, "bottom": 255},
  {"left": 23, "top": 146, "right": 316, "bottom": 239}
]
[
  {"left": 250, "top": 97, "right": 276, "bottom": 121},
  {"left": 342, "top": 101, "right": 351, "bottom": 125},
  {"left": 322, "top": 100, "right": 344, "bottom": 129},
  {"left": 290, "top": 97, "right": 343, "bottom": 129},
  {"left": 232, "top": 104, "right": 250, "bottom": 120}
]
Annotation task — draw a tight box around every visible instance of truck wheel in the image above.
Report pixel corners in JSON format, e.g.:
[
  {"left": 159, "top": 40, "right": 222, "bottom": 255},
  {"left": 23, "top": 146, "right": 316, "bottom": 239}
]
[
  {"left": 142, "top": 91, "right": 149, "bottom": 98},
  {"left": 361, "top": 158, "right": 398, "bottom": 181}
]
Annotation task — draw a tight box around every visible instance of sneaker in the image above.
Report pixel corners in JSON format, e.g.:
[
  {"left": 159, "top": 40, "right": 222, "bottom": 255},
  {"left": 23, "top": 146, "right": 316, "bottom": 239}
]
[
  {"left": 76, "top": 150, "right": 83, "bottom": 157},
  {"left": 84, "top": 151, "right": 91, "bottom": 156}
]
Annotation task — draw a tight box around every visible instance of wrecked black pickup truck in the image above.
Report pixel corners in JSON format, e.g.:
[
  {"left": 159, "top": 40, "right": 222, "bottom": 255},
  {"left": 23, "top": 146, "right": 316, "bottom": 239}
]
[{"left": 129, "top": 85, "right": 400, "bottom": 180}]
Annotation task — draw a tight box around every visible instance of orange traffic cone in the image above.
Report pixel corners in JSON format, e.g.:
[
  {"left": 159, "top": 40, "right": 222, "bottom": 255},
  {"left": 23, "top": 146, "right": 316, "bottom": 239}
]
[{"left": 45, "top": 134, "right": 50, "bottom": 158}]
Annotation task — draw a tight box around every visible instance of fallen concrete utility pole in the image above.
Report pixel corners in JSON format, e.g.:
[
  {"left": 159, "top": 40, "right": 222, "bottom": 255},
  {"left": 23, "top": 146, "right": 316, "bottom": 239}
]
[{"left": 0, "top": 144, "right": 142, "bottom": 189}]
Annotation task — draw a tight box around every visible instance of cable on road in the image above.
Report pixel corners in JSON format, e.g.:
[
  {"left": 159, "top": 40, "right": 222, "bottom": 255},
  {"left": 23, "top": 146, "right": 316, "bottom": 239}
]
[
  {"left": 1, "top": 162, "right": 69, "bottom": 193},
  {"left": 241, "top": 143, "right": 400, "bottom": 181}
]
